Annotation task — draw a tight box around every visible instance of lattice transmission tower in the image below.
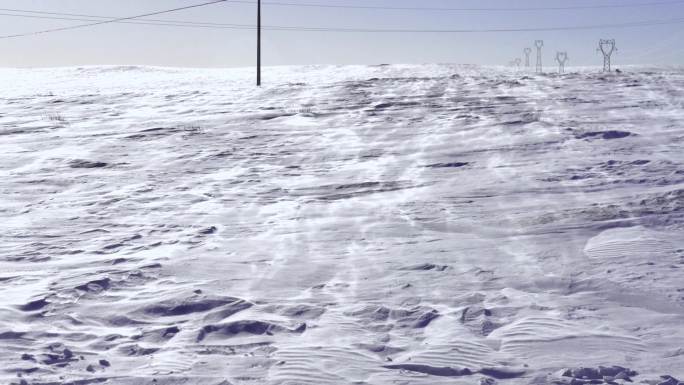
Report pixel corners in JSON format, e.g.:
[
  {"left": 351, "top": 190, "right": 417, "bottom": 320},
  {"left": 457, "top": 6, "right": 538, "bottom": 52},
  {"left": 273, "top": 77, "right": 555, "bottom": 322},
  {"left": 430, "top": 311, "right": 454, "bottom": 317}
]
[
  {"left": 524, "top": 48, "right": 532, "bottom": 68},
  {"left": 535, "top": 40, "right": 544, "bottom": 73},
  {"left": 598, "top": 39, "right": 617, "bottom": 72},
  {"left": 556, "top": 52, "right": 568, "bottom": 74}
]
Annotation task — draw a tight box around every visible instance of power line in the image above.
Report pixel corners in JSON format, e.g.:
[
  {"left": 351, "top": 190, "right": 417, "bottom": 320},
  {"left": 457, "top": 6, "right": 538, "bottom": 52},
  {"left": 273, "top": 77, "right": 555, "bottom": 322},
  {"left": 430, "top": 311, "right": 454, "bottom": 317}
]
[
  {"left": 13, "top": 7, "right": 684, "bottom": 33},
  {"left": 211, "top": 0, "right": 684, "bottom": 11},
  {"left": 1, "top": 0, "right": 682, "bottom": 21},
  {"left": 1, "top": 8, "right": 684, "bottom": 35},
  {"left": 0, "top": 12, "right": 253, "bottom": 30},
  {"left": 0, "top": 8, "right": 239, "bottom": 27},
  {"left": 0, "top": 0, "right": 228, "bottom": 39},
  {"left": 288, "top": 17, "right": 684, "bottom": 33}
]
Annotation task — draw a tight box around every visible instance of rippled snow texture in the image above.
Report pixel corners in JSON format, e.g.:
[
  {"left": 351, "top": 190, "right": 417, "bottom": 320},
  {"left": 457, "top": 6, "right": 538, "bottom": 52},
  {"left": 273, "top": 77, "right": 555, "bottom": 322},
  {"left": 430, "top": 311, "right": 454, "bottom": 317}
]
[{"left": 1, "top": 64, "right": 684, "bottom": 385}]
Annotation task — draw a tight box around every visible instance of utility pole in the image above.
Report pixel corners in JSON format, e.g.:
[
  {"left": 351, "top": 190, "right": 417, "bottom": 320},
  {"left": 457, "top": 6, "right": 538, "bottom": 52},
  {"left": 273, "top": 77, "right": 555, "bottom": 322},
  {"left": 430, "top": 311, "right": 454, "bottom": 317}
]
[
  {"left": 556, "top": 52, "right": 568, "bottom": 74},
  {"left": 524, "top": 48, "right": 532, "bottom": 68},
  {"left": 598, "top": 39, "right": 616, "bottom": 72},
  {"left": 257, "top": 0, "right": 261, "bottom": 86},
  {"left": 535, "top": 40, "right": 544, "bottom": 73}
]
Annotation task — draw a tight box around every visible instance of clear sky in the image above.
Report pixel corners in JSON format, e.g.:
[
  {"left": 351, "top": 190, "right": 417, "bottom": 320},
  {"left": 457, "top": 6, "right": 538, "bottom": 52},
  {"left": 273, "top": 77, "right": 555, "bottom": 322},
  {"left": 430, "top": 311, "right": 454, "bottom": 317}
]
[{"left": 0, "top": 0, "right": 683, "bottom": 68}]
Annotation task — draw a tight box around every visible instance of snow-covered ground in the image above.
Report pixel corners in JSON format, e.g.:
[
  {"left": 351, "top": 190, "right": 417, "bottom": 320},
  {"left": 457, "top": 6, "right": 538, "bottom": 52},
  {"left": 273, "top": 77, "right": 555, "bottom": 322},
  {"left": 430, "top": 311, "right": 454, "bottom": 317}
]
[{"left": 1, "top": 64, "right": 683, "bottom": 385}]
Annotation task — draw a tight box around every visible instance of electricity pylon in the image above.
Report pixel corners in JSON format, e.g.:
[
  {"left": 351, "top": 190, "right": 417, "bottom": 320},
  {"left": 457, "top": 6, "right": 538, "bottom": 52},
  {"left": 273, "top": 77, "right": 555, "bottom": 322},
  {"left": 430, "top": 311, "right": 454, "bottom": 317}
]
[
  {"left": 514, "top": 58, "right": 522, "bottom": 69},
  {"left": 598, "top": 39, "right": 617, "bottom": 72},
  {"left": 535, "top": 40, "right": 544, "bottom": 73},
  {"left": 556, "top": 52, "right": 568, "bottom": 74},
  {"left": 524, "top": 48, "right": 532, "bottom": 68}
]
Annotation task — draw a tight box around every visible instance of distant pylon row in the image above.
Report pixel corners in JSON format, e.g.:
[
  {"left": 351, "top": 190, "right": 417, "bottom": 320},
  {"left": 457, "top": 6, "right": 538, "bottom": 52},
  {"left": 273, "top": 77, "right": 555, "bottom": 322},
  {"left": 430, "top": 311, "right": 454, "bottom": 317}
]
[{"left": 511, "top": 39, "right": 617, "bottom": 74}]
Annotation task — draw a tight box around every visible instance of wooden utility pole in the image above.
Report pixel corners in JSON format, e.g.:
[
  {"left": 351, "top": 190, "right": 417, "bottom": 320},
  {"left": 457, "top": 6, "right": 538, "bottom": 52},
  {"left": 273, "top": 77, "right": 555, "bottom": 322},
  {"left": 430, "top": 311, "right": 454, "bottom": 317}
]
[{"left": 257, "top": 0, "right": 261, "bottom": 86}]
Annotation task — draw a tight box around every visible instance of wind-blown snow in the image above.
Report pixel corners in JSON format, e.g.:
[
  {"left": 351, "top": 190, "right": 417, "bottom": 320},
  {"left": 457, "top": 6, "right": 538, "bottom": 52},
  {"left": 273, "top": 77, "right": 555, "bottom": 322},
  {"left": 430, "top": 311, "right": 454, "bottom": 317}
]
[{"left": 1, "top": 64, "right": 683, "bottom": 385}]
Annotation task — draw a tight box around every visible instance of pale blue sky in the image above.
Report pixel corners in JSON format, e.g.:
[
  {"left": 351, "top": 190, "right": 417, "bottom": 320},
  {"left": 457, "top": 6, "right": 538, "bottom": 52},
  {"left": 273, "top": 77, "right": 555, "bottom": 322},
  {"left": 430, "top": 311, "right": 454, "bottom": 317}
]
[{"left": 0, "top": 0, "right": 682, "bottom": 68}]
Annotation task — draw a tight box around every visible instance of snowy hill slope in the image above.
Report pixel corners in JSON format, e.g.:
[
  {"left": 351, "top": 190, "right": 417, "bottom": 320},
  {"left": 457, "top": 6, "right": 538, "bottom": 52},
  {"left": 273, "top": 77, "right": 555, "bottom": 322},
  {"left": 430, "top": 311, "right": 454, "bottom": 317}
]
[{"left": 1, "top": 64, "right": 683, "bottom": 384}]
